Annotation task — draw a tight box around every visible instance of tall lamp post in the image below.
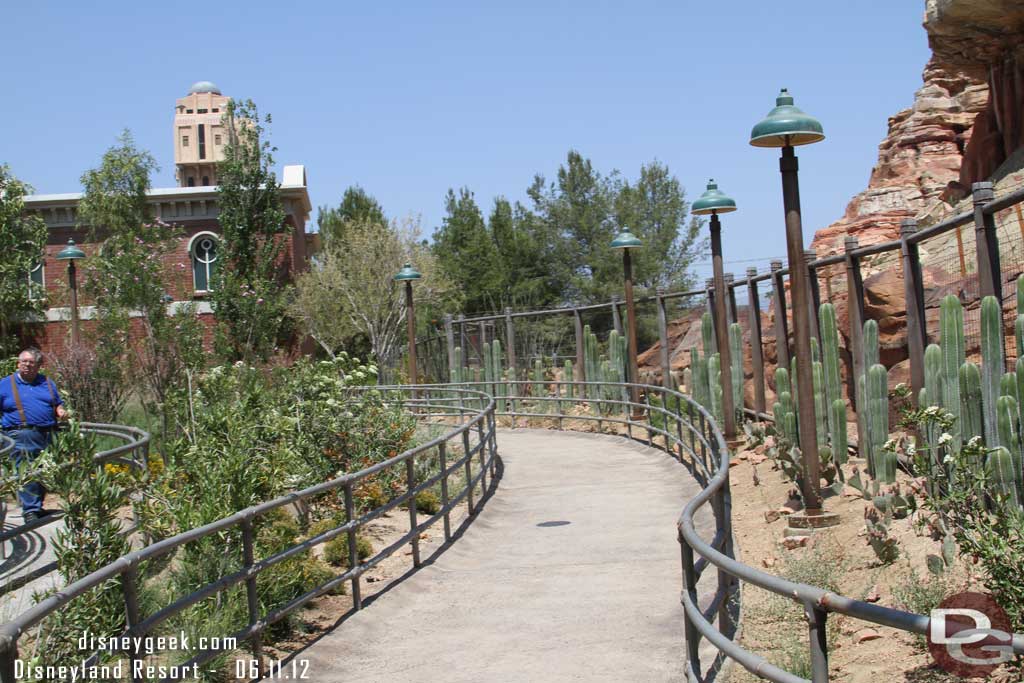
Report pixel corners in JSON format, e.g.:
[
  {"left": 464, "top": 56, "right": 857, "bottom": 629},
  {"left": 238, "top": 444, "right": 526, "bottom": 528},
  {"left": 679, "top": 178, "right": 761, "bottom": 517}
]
[
  {"left": 394, "top": 263, "right": 422, "bottom": 386},
  {"left": 56, "top": 238, "right": 86, "bottom": 346},
  {"left": 750, "top": 88, "right": 833, "bottom": 521},
  {"left": 692, "top": 179, "right": 738, "bottom": 440},
  {"left": 611, "top": 228, "right": 642, "bottom": 409}
]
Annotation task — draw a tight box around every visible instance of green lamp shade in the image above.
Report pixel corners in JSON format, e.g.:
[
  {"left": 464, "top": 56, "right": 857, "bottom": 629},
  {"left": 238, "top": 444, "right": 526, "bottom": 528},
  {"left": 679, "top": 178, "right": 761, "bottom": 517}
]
[
  {"left": 56, "top": 238, "right": 86, "bottom": 261},
  {"left": 610, "top": 229, "right": 642, "bottom": 250},
  {"left": 750, "top": 89, "right": 825, "bottom": 148},
  {"left": 691, "top": 179, "right": 737, "bottom": 215},
  {"left": 394, "top": 263, "right": 422, "bottom": 281}
]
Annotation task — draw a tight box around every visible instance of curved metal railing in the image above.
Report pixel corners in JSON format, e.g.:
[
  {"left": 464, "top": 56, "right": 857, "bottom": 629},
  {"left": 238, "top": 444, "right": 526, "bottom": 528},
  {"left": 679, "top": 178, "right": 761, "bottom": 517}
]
[
  {"left": 0, "top": 421, "right": 152, "bottom": 541},
  {"left": 0, "top": 385, "right": 497, "bottom": 683},
  {"left": 438, "top": 379, "right": 1024, "bottom": 682}
]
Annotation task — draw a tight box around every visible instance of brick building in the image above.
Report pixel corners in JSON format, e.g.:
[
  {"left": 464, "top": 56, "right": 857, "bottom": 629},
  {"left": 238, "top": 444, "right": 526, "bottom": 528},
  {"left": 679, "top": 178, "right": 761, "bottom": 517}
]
[{"left": 20, "top": 81, "right": 314, "bottom": 354}]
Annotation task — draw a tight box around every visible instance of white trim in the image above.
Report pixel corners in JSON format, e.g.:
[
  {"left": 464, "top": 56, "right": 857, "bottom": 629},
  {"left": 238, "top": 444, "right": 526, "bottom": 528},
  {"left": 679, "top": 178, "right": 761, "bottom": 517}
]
[{"left": 41, "top": 301, "right": 213, "bottom": 322}]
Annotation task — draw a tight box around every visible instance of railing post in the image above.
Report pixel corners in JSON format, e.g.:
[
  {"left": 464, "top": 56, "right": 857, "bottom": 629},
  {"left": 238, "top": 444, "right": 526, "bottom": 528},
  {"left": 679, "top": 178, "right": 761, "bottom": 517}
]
[
  {"left": 705, "top": 278, "right": 716, "bottom": 323},
  {"left": 806, "top": 603, "right": 830, "bottom": 682},
  {"left": 844, "top": 237, "right": 868, "bottom": 456},
  {"left": 463, "top": 427, "right": 476, "bottom": 514},
  {"left": 573, "top": 308, "right": 586, "bottom": 383},
  {"left": 746, "top": 267, "right": 767, "bottom": 415},
  {"left": 611, "top": 295, "right": 623, "bottom": 335},
  {"left": 457, "top": 314, "right": 467, "bottom": 367},
  {"left": 901, "top": 219, "right": 927, "bottom": 401},
  {"left": 679, "top": 532, "right": 702, "bottom": 679},
  {"left": 805, "top": 250, "right": 822, "bottom": 343},
  {"left": 343, "top": 483, "right": 362, "bottom": 609},
  {"left": 770, "top": 260, "right": 791, "bottom": 371},
  {"left": 505, "top": 307, "right": 517, "bottom": 390},
  {"left": 123, "top": 562, "right": 143, "bottom": 683},
  {"left": 241, "top": 516, "right": 264, "bottom": 671},
  {"left": 406, "top": 457, "right": 422, "bottom": 567},
  {"left": 444, "top": 314, "right": 456, "bottom": 383},
  {"left": 656, "top": 288, "right": 672, "bottom": 390},
  {"left": 438, "top": 442, "right": 452, "bottom": 541},
  {"left": 972, "top": 181, "right": 1002, "bottom": 301},
  {"left": 724, "top": 273, "right": 738, "bottom": 325},
  {"left": 0, "top": 634, "right": 16, "bottom": 683}
]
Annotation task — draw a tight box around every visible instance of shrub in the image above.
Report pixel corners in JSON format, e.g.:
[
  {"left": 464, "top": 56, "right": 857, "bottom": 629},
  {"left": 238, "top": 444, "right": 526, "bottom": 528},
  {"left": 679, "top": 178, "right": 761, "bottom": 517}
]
[
  {"left": 323, "top": 535, "right": 373, "bottom": 568},
  {"left": 415, "top": 490, "right": 441, "bottom": 515}
]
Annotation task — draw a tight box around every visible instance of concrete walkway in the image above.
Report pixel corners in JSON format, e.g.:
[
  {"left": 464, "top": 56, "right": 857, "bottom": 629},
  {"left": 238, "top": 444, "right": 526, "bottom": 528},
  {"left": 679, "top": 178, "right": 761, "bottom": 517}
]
[{"left": 303, "top": 429, "right": 718, "bottom": 682}]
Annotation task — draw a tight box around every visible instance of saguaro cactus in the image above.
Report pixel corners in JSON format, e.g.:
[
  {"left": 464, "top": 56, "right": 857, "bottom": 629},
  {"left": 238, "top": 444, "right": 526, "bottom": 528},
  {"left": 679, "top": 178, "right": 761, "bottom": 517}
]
[
  {"left": 820, "top": 303, "right": 843, "bottom": 437},
  {"left": 987, "top": 447, "right": 1022, "bottom": 508},
  {"left": 702, "top": 312, "right": 716, "bottom": 356},
  {"left": 940, "top": 295, "right": 964, "bottom": 451},
  {"left": 959, "top": 361, "right": 984, "bottom": 444},
  {"left": 729, "top": 322, "right": 743, "bottom": 420},
  {"left": 563, "top": 359, "right": 574, "bottom": 399},
  {"left": 708, "top": 353, "right": 724, "bottom": 426},
  {"left": 868, "top": 363, "right": 893, "bottom": 482},
  {"left": 981, "top": 295, "right": 1004, "bottom": 445},
  {"left": 451, "top": 347, "right": 464, "bottom": 384}
]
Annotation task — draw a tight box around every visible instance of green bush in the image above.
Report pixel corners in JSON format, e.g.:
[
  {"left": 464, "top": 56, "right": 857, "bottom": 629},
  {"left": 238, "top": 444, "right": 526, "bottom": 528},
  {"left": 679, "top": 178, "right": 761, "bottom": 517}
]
[
  {"left": 323, "top": 534, "right": 373, "bottom": 568},
  {"left": 415, "top": 490, "right": 441, "bottom": 515}
]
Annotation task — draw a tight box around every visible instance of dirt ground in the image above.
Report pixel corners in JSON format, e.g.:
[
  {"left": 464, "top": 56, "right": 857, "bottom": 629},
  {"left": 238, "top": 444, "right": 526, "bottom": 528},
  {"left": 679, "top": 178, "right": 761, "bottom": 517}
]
[{"left": 721, "top": 437, "right": 1017, "bottom": 683}]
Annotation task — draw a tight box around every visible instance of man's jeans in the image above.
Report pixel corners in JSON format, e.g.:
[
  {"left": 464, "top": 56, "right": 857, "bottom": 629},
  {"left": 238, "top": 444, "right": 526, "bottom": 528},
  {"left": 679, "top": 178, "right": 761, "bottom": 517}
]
[{"left": 8, "top": 428, "right": 52, "bottom": 515}]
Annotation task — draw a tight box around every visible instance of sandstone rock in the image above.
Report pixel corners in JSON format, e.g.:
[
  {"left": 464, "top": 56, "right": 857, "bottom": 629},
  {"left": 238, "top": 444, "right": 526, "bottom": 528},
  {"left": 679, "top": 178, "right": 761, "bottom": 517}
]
[
  {"left": 853, "top": 629, "right": 883, "bottom": 644},
  {"left": 761, "top": 556, "right": 777, "bottom": 568},
  {"left": 781, "top": 536, "right": 810, "bottom": 550},
  {"left": 865, "top": 586, "right": 881, "bottom": 603},
  {"left": 764, "top": 510, "right": 781, "bottom": 523}
]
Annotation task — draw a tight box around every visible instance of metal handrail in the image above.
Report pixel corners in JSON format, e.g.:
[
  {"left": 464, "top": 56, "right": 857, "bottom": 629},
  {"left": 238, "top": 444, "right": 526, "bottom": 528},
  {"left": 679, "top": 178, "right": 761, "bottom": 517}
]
[
  {"left": 0, "top": 385, "right": 497, "bottom": 683},
  {"left": 442, "top": 380, "right": 1024, "bottom": 681},
  {"left": 0, "top": 435, "right": 12, "bottom": 459}
]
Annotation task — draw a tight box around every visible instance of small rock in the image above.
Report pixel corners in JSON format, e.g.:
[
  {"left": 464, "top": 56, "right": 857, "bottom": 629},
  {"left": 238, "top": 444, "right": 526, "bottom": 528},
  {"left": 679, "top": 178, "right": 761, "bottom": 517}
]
[
  {"left": 764, "top": 510, "right": 781, "bottom": 523},
  {"left": 781, "top": 536, "right": 810, "bottom": 550},
  {"left": 728, "top": 460, "right": 740, "bottom": 468},
  {"left": 750, "top": 453, "right": 767, "bottom": 464},
  {"left": 854, "top": 629, "right": 882, "bottom": 644},
  {"left": 761, "top": 556, "right": 778, "bottom": 568},
  {"left": 864, "top": 586, "right": 881, "bottom": 603},
  {"left": 367, "top": 576, "right": 382, "bottom": 583}
]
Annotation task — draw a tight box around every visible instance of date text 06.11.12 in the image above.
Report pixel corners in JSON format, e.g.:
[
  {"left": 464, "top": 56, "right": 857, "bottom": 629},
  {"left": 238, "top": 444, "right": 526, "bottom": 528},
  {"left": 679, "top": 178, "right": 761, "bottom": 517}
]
[{"left": 236, "top": 659, "right": 311, "bottom": 680}]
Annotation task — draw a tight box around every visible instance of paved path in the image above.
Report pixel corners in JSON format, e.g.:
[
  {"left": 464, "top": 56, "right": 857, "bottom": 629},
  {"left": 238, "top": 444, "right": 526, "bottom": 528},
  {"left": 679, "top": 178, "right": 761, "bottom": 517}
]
[
  {"left": 0, "top": 509, "right": 63, "bottom": 622},
  {"left": 303, "top": 429, "right": 717, "bottom": 682}
]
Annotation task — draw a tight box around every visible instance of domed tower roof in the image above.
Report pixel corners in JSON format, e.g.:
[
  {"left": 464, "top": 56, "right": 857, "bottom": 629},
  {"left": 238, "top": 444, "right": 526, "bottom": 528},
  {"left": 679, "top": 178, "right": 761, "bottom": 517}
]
[{"left": 187, "top": 80, "right": 221, "bottom": 95}]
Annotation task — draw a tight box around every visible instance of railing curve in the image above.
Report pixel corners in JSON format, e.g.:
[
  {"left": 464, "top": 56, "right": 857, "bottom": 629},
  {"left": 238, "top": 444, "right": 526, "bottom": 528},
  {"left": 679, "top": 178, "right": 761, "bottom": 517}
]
[
  {"left": 433, "top": 379, "right": 1024, "bottom": 682},
  {"left": 0, "top": 385, "right": 497, "bottom": 683},
  {"left": 0, "top": 421, "right": 152, "bottom": 542}
]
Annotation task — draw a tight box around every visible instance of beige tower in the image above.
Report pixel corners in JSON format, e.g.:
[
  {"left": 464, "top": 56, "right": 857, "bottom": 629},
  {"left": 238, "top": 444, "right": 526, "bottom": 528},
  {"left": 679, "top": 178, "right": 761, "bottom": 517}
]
[{"left": 174, "top": 81, "right": 231, "bottom": 187}]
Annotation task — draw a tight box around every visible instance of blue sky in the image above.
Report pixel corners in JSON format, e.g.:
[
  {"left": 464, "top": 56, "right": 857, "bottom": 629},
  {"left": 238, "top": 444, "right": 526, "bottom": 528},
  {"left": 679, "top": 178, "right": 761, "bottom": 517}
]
[{"left": 2, "top": 1, "right": 931, "bottom": 284}]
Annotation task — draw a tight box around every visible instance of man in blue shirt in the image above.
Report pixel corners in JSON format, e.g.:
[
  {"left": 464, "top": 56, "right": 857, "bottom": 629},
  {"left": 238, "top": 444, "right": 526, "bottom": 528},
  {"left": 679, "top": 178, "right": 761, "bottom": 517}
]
[{"left": 0, "top": 348, "right": 68, "bottom": 522}]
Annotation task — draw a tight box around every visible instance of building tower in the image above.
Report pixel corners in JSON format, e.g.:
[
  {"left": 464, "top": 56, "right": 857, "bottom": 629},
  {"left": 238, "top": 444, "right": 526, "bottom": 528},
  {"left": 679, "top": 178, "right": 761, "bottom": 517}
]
[{"left": 173, "top": 81, "right": 231, "bottom": 187}]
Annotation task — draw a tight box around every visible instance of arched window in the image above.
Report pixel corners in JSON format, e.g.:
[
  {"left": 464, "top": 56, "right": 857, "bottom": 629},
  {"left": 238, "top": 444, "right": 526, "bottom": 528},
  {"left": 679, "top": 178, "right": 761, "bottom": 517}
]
[
  {"left": 190, "top": 233, "right": 219, "bottom": 293},
  {"left": 27, "top": 262, "right": 44, "bottom": 300}
]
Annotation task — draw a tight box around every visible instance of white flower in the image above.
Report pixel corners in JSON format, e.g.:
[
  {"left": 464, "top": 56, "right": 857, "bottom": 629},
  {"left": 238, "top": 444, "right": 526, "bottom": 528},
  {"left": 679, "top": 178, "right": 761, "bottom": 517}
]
[
  {"left": 943, "top": 452, "right": 955, "bottom": 464},
  {"left": 906, "top": 442, "right": 917, "bottom": 456},
  {"left": 968, "top": 435, "right": 983, "bottom": 447},
  {"left": 938, "top": 432, "right": 954, "bottom": 446},
  {"left": 894, "top": 383, "right": 907, "bottom": 392},
  {"left": 924, "top": 405, "right": 941, "bottom": 417},
  {"left": 883, "top": 438, "right": 897, "bottom": 451}
]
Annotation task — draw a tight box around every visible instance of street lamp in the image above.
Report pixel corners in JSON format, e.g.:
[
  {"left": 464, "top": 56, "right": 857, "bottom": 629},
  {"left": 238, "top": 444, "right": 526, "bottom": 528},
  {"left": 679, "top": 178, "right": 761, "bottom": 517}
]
[
  {"left": 692, "top": 179, "right": 738, "bottom": 439},
  {"left": 611, "top": 228, "right": 642, "bottom": 410},
  {"left": 55, "top": 238, "right": 86, "bottom": 345},
  {"left": 394, "top": 263, "right": 422, "bottom": 386},
  {"left": 751, "top": 88, "right": 833, "bottom": 522}
]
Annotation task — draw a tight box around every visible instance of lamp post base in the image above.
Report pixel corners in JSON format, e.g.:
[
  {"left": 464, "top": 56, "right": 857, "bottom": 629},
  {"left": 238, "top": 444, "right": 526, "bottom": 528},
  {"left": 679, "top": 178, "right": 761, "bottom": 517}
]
[{"left": 785, "top": 509, "right": 841, "bottom": 536}]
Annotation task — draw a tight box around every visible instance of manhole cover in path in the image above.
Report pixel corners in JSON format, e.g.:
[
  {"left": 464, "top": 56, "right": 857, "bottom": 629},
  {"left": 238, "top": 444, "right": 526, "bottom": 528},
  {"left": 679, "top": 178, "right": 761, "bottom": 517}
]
[{"left": 536, "top": 520, "right": 571, "bottom": 527}]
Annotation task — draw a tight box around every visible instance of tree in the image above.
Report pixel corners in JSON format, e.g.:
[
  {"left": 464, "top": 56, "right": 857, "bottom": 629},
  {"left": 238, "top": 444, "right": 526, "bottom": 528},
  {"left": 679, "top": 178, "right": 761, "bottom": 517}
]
[
  {"left": 77, "top": 131, "right": 204, "bottom": 429},
  {"left": 0, "top": 165, "right": 47, "bottom": 355},
  {"left": 317, "top": 186, "right": 387, "bottom": 249},
  {"left": 212, "top": 99, "right": 292, "bottom": 362},
  {"left": 292, "top": 217, "right": 451, "bottom": 371},
  {"left": 431, "top": 188, "right": 502, "bottom": 314}
]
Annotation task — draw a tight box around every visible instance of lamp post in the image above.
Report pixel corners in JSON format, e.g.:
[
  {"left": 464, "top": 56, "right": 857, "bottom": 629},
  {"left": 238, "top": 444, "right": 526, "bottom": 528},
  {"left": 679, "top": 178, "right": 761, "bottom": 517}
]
[
  {"left": 394, "top": 263, "right": 422, "bottom": 386},
  {"left": 611, "top": 228, "right": 642, "bottom": 409},
  {"left": 692, "top": 179, "right": 738, "bottom": 439},
  {"left": 55, "top": 238, "right": 86, "bottom": 346},
  {"left": 751, "top": 88, "right": 832, "bottom": 520}
]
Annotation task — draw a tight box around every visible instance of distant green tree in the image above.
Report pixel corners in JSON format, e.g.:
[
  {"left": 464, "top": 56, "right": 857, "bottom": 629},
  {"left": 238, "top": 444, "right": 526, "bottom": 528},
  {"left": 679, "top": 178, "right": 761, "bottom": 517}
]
[
  {"left": 317, "top": 185, "right": 387, "bottom": 248},
  {"left": 0, "top": 165, "right": 47, "bottom": 355},
  {"left": 212, "top": 99, "right": 292, "bottom": 362},
  {"left": 487, "top": 197, "right": 560, "bottom": 307},
  {"left": 431, "top": 188, "right": 503, "bottom": 314}
]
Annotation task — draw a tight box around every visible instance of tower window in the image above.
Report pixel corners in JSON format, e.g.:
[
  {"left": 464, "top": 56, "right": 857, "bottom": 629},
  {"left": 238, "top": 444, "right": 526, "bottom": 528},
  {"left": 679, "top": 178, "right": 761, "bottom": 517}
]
[
  {"left": 191, "top": 234, "right": 219, "bottom": 292},
  {"left": 212, "top": 108, "right": 219, "bottom": 113},
  {"left": 214, "top": 134, "right": 221, "bottom": 146},
  {"left": 202, "top": 176, "right": 209, "bottom": 186},
  {"left": 197, "top": 108, "right": 208, "bottom": 114},
  {"left": 187, "top": 177, "right": 195, "bottom": 187},
  {"left": 186, "top": 109, "right": 193, "bottom": 114},
  {"left": 182, "top": 135, "right": 189, "bottom": 147},
  {"left": 198, "top": 124, "right": 206, "bottom": 160}
]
